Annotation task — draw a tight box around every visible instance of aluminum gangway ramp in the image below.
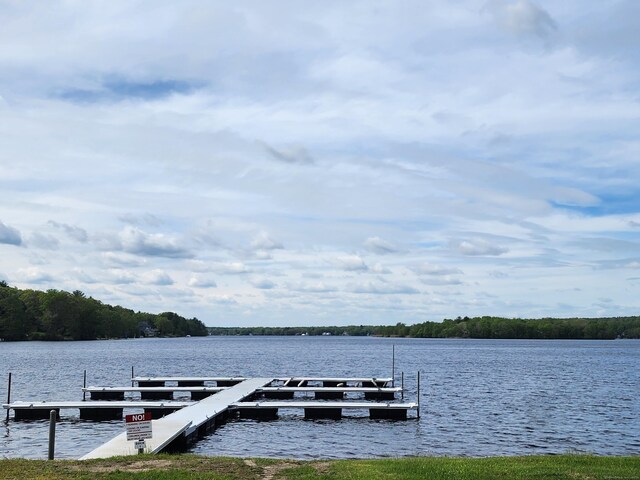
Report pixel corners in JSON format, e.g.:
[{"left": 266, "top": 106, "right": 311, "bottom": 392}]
[{"left": 81, "top": 378, "right": 273, "bottom": 459}]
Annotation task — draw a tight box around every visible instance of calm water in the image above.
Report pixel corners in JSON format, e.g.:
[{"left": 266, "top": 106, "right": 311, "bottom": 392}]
[{"left": 0, "top": 336, "right": 638, "bottom": 459}]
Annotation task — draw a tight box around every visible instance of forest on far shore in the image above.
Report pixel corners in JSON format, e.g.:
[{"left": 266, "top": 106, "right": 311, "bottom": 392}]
[
  {"left": 2, "top": 282, "right": 639, "bottom": 341},
  {"left": 208, "top": 316, "right": 640, "bottom": 340},
  {"left": 0, "top": 282, "right": 208, "bottom": 341}
]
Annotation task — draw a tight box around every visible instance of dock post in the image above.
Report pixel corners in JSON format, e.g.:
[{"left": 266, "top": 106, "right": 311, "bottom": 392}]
[
  {"left": 392, "top": 344, "right": 395, "bottom": 387},
  {"left": 83, "top": 370, "right": 87, "bottom": 401},
  {"left": 417, "top": 371, "right": 420, "bottom": 419},
  {"left": 48, "top": 410, "right": 56, "bottom": 460},
  {"left": 5, "top": 373, "right": 11, "bottom": 423},
  {"left": 131, "top": 366, "right": 134, "bottom": 387},
  {"left": 401, "top": 372, "right": 404, "bottom": 400}
]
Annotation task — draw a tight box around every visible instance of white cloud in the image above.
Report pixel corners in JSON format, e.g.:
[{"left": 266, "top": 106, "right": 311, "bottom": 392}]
[
  {"left": 188, "top": 275, "right": 218, "bottom": 288},
  {"left": 486, "top": 0, "right": 557, "bottom": 39},
  {"left": 15, "top": 267, "right": 53, "bottom": 284},
  {"left": 333, "top": 255, "right": 368, "bottom": 272},
  {"left": 0, "top": 1, "right": 638, "bottom": 324},
  {"left": 363, "top": 236, "right": 398, "bottom": 254},
  {"left": 349, "top": 281, "right": 420, "bottom": 295},
  {"left": 142, "top": 270, "right": 174, "bottom": 286},
  {"left": 250, "top": 231, "right": 283, "bottom": 251},
  {"left": 452, "top": 239, "right": 509, "bottom": 256},
  {"left": 411, "top": 263, "right": 463, "bottom": 275}
]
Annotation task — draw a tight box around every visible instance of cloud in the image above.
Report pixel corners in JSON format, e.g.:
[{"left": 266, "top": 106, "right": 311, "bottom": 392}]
[
  {"left": 371, "top": 263, "right": 392, "bottom": 274},
  {"left": 0, "top": 221, "right": 22, "bottom": 246},
  {"left": 250, "top": 277, "right": 276, "bottom": 289},
  {"left": 15, "top": 267, "right": 53, "bottom": 284},
  {"left": 102, "top": 252, "right": 146, "bottom": 267},
  {"left": 333, "top": 255, "right": 368, "bottom": 272},
  {"left": 451, "top": 239, "right": 509, "bottom": 256},
  {"left": 420, "top": 276, "right": 463, "bottom": 286},
  {"left": 263, "top": 142, "right": 314, "bottom": 165},
  {"left": 118, "top": 213, "right": 163, "bottom": 227},
  {"left": 250, "top": 231, "right": 284, "bottom": 251},
  {"left": 48, "top": 221, "right": 88, "bottom": 242},
  {"left": 142, "top": 269, "right": 174, "bottom": 286},
  {"left": 119, "top": 227, "right": 192, "bottom": 258},
  {"left": 58, "top": 78, "right": 198, "bottom": 103},
  {"left": 486, "top": 0, "right": 557, "bottom": 39},
  {"left": 411, "top": 263, "right": 463, "bottom": 275},
  {"left": 213, "top": 262, "right": 250, "bottom": 275},
  {"left": 28, "top": 232, "right": 60, "bottom": 250},
  {"left": 363, "top": 236, "right": 398, "bottom": 254},
  {"left": 290, "top": 281, "right": 336, "bottom": 293},
  {"left": 349, "top": 281, "right": 419, "bottom": 295},
  {"left": 188, "top": 275, "right": 218, "bottom": 288}
]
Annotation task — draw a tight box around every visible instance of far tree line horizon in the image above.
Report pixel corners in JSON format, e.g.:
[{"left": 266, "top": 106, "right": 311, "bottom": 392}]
[{"left": 1, "top": 282, "right": 638, "bottom": 341}]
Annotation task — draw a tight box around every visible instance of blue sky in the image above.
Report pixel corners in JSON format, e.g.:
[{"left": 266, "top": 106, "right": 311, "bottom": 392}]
[{"left": 1, "top": 0, "right": 639, "bottom": 326}]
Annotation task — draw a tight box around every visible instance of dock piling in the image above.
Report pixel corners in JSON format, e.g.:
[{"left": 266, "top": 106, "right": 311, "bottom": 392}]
[
  {"left": 417, "top": 371, "right": 420, "bottom": 419},
  {"left": 5, "top": 373, "right": 11, "bottom": 423},
  {"left": 392, "top": 344, "right": 395, "bottom": 387},
  {"left": 83, "top": 370, "right": 87, "bottom": 401},
  {"left": 401, "top": 372, "right": 404, "bottom": 400},
  {"left": 48, "top": 409, "right": 56, "bottom": 460}
]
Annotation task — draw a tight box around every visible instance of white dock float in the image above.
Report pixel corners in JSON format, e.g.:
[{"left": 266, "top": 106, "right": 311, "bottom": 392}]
[
  {"left": 83, "top": 386, "right": 227, "bottom": 400},
  {"left": 276, "top": 377, "right": 393, "bottom": 387},
  {"left": 132, "top": 376, "right": 246, "bottom": 387},
  {"left": 231, "top": 400, "right": 418, "bottom": 419},
  {"left": 3, "top": 400, "right": 193, "bottom": 420},
  {"left": 81, "top": 377, "right": 273, "bottom": 459},
  {"left": 258, "top": 386, "right": 401, "bottom": 400}
]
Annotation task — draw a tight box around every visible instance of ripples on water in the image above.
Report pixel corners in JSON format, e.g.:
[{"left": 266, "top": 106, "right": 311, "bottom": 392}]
[{"left": 1, "top": 337, "right": 638, "bottom": 459}]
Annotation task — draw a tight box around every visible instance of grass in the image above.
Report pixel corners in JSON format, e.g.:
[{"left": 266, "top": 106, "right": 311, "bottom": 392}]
[{"left": 0, "top": 454, "right": 637, "bottom": 480}]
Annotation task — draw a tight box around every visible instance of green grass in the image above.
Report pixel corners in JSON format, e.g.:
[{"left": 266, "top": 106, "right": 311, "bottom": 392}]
[{"left": 0, "top": 454, "right": 637, "bottom": 480}]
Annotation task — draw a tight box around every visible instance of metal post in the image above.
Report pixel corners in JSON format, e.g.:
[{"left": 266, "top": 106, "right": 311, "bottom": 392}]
[
  {"left": 48, "top": 410, "right": 56, "bottom": 460},
  {"left": 131, "top": 366, "right": 135, "bottom": 387},
  {"left": 401, "top": 371, "right": 404, "bottom": 400},
  {"left": 5, "top": 373, "right": 11, "bottom": 423},
  {"left": 83, "top": 370, "right": 86, "bottom": 401},
  {"left": 392, "top": 344, "right": 395, "bottom": 387},
  {"left": 417, "top": 370, "right": 421, "bottom": 419}
]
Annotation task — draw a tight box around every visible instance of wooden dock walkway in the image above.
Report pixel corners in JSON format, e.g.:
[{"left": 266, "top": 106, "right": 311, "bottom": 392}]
[{"left": 81, "top": 377, "right": 273, "bottom": 459}]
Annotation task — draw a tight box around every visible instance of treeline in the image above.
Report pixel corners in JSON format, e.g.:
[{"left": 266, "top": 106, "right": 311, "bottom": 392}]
[
  {"left": 0, "top": 282, "right": 208, "bottom": 341},
  {"left": 209, "top": 316, "right": 640, "bottom": 340},
  {"left": 208, "top": 325, "right": 378, "bottom": 337}
]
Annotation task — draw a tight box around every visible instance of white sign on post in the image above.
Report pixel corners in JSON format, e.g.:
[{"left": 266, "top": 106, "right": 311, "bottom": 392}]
[{"left": 125, "top": 412, "right": 153, "bottom": 442}]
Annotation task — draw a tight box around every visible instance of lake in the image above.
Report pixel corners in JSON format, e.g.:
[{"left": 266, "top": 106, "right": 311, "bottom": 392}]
[{"left": 1, "top": 336, "right": 638, "bottom": 459}]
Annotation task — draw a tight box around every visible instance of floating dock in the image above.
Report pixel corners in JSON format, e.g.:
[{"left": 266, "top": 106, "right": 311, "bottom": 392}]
[
  {"left": 81, "top": 378, "right": 272, "bottom": 459},
  {"left": 4, "top": 400, "right": 194, "bottom": 420},
  {"left": 4, "top": 374, "right": 419, "bottom": 459}
]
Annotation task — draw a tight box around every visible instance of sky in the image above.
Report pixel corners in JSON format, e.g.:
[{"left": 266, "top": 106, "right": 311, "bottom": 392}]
[{"left": 1, "top": 0, "right": 639, "bottom": 327}]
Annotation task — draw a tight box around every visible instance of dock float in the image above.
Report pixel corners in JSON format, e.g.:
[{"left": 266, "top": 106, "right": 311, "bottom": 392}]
[
  {"left": 132, "top": 377, "right": 246, "bottom": 387},
  {"left": 83, "top": 386, "right": 228, "bottom": 400},
  {"left": 231, "top": 401, "right": 418, "bottom": 420},
  {"left": 3, "top": 400, "right": 193, "bottom": 420},
  {"left": 81, "top": 377, "right": 273, "bottom": 459}
]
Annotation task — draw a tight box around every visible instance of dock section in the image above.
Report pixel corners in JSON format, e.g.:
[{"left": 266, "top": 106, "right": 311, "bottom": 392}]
[{"left": 81, "top": 377, "right": 273, "bottom": 459}]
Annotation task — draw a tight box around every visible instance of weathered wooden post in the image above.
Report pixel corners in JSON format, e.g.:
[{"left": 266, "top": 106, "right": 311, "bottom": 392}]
[
  {"left": 5, "top": 373, "right": 11, "bottom": 423},
  {"left": 83, "top": 370, "right": 87, "bottom": 401},
  {"left": 401, "top": 371, "right": 404, "bottom": 400},
  {"left": 48, "top": 410, "right": 56, "bottom": 460}
]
